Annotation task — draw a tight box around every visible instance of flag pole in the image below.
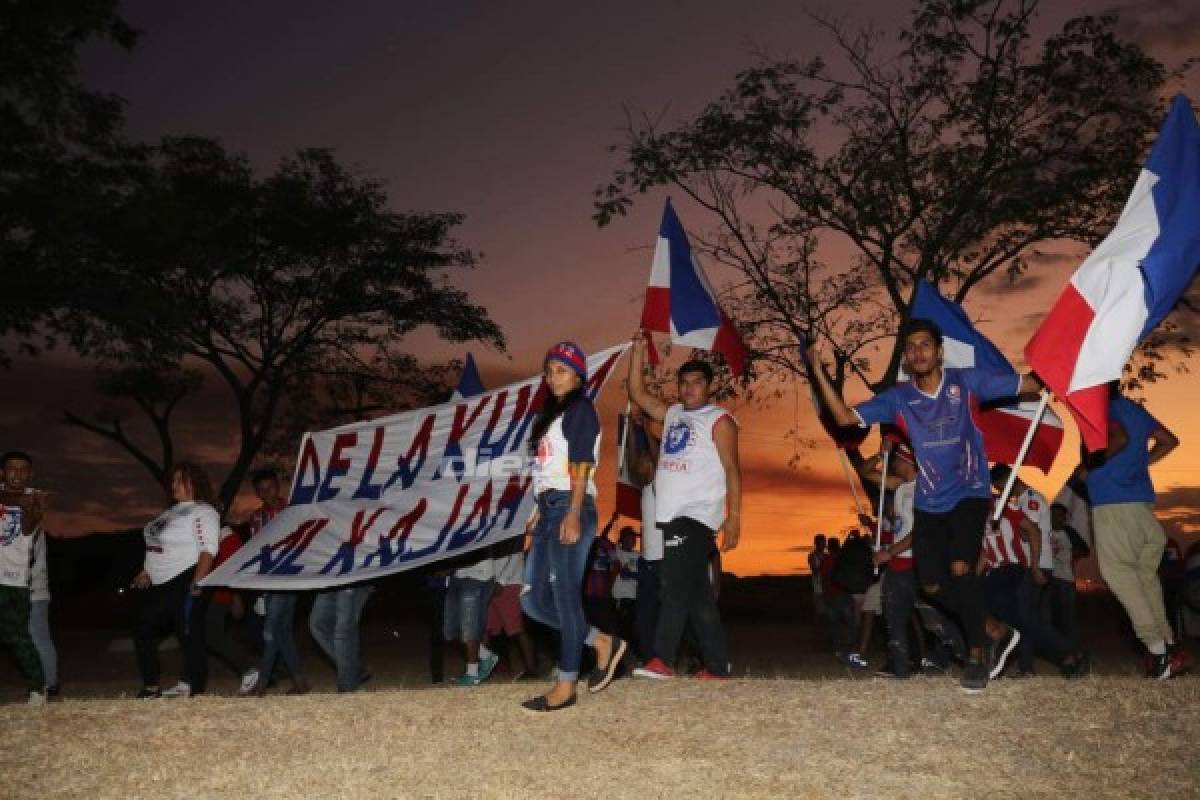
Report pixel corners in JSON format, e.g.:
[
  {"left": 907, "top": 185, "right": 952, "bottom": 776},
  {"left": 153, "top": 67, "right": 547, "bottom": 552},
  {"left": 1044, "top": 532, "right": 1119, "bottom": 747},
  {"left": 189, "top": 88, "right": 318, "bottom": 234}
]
[
  {"left": 992, "top": 389, "right": 1050, "bottom": 521},
  {"left": 617, "top": 400, "right": 632, "bottom": 475},
  {"left": 874, "top": 448, "right": 890, "bottom": 551},
  {"left": 836, "top": 448, "right": 867, "bottom": 517},
  {"left": 799, "top": 366, "right": 868, "bottom": 517}
]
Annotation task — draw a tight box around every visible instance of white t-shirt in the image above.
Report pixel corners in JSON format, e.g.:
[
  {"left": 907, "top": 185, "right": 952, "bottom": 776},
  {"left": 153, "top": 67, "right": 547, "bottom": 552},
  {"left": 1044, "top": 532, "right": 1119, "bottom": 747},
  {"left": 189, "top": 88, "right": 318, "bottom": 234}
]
[
  {"left": 0, "top": 495, "right": 38, "bottom": 589},
  {"left": 1049, "top": 528, "right": 1075, "bottom": 582},
  {"left": 613, "top": 548, "right": 639, "bottom": 599},
  {"left": 143, "top": 502, "right": 220, "bottom": 585},
  {"left": 655, "top": 403, "right": 734, "bottom": 531},
  {"left": 532, "top": 401, "right": 601, "bottom": 496},
  {"left": 454, "top": 552, "right": 495, "bottom": 582},
  {"left": 492, "top": 550, "right": 524, "bottom": 586},
  {"left": 1016, "top": 488, "right": 1054, "bottom": 571},
  {"left": 640, "top": 483, "right": 662, "bottom": 561}
]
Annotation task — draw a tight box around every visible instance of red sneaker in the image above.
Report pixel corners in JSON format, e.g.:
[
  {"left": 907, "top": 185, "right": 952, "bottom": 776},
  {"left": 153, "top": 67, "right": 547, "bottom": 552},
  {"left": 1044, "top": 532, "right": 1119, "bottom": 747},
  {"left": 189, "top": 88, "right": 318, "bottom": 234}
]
[
  {"left": 632, "top": 657, "right": 676, "bottom": 680},
  {"left": 1169, "top": 648, "right": 1193, "bottom": 677},
  {"left": 694, "top": 669, "right": 732, "bottom": 681}
]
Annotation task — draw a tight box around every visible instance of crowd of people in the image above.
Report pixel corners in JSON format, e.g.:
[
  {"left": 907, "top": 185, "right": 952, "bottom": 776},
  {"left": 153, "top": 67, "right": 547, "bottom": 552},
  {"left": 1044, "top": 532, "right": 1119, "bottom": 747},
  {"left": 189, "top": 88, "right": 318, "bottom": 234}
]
[{"left": 0, "top": 322, "right": 1196, "bottom": 706}]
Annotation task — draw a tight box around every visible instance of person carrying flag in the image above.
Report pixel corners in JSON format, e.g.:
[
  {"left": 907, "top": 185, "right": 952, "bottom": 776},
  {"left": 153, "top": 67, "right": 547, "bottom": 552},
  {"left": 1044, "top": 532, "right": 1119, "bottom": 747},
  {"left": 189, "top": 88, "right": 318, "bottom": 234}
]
[
  {"left": 628, "top": 330, "right": 741, "bottom": 680},
  {"left": 807, "top": 319, "right": 1040, "bottom": 692}
]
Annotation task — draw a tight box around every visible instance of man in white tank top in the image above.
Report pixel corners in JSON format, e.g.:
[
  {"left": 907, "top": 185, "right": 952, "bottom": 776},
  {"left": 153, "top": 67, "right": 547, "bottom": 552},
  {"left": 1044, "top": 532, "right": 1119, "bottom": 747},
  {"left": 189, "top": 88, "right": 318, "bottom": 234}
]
[{"left": 626, "top": 331, "right": 741, "bottom": 680}]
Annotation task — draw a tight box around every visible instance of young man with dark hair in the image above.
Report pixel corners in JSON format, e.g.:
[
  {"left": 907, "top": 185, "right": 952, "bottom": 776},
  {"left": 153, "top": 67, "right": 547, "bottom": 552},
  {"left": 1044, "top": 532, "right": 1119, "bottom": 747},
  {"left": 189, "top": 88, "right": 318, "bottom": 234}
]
[
  {"left": 0, "top": 451, "right": 48, "bottom": 704},
  {"left": 808, "top": 319, "right": 1039, "bottom": 692},
  {"left": 628, "top": 332, "right": 741, "bottom": 680}
]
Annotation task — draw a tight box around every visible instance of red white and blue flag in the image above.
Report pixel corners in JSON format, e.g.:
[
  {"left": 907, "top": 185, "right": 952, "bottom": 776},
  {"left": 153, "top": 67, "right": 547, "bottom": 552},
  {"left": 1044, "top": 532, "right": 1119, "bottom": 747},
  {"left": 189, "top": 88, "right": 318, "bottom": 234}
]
[
  {"left": 614, "top": 413, "right": 643, "bottom": 519},
  {"left": 1026, "top": 94, "right": 1200, "bottom": 451},
  {"left": 641, "top": 199, "right": 748, "bottom": 376},
  {"left": 907, "top": 280, "right": 1064, "bottom": 472}
]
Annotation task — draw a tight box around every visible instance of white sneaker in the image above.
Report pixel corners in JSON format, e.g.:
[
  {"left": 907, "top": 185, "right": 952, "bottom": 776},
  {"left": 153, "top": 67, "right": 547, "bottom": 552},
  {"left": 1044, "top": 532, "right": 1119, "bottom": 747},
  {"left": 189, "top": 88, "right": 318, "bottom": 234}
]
[
  {"left": 161, "top": 681, "right": 191, "bottom": 698},
  {"left": 28, "top": 690, "right": 46, "bottom": 706},
  {"left": 238, "top": 669, "right": 260, "bottom": 695}
]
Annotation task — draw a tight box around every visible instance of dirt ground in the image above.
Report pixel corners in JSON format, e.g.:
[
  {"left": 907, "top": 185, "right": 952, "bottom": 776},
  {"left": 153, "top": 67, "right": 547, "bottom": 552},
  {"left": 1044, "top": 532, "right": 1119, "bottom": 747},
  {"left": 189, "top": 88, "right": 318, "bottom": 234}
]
[{"left": 2, "top": 580, "right": 1197, "bottom": 798}]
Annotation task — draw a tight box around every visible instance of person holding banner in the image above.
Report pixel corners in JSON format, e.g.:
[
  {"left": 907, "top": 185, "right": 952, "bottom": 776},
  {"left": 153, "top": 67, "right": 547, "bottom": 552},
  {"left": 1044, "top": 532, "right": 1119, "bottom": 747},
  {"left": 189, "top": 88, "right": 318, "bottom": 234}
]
[
  {"left": 628, "top": 330, "right": 740, "bottom": 681},
  {"left": 520, "top": 341, "right": 628, "bottom": 712},
  {"left": 131, "top": 462, "right": 219, "bottom": 698},
  {"left": 808, "top": 320, "right": 1039, "bottom": 693}
]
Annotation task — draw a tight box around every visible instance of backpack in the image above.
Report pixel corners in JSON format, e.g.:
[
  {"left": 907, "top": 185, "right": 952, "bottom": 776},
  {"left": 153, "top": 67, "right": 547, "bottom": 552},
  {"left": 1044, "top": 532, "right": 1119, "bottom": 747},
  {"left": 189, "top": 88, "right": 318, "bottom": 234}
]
[{"left": 831, "top": 537, "right": 874, "bottom": 594}]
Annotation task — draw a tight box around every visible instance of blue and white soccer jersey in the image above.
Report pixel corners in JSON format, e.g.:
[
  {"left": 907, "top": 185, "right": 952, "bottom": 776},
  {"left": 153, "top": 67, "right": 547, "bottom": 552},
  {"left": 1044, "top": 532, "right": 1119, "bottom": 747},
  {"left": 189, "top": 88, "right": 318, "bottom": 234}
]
[{"left": 854, "top": 368, "right": 1019, "bottom": 512}]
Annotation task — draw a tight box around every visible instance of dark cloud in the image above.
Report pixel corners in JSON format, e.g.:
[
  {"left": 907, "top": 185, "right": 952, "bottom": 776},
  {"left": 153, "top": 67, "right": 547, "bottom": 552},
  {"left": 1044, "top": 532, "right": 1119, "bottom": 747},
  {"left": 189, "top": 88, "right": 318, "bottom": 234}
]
[{"left": 1107, "top": 0, "right": 1200, "bottom": 54}]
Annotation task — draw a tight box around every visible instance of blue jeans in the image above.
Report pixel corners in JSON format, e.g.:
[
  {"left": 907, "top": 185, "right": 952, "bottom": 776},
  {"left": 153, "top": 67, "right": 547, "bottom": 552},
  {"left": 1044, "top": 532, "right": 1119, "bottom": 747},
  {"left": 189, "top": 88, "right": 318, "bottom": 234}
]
[
  {"left": 29, "top": 598, "right": 57, "bottom": 688},
  {"left": 259, "top": 592, "right": 303, "bottom": 682},
  {"left": 443, "top": 577, "right": 494, "bottom": 643},
  {"left": 309, "top": 585, "right": 371, "bottom": 692},
  {"left": 521, "top": 490, "right": 599, "bottom": 681}
]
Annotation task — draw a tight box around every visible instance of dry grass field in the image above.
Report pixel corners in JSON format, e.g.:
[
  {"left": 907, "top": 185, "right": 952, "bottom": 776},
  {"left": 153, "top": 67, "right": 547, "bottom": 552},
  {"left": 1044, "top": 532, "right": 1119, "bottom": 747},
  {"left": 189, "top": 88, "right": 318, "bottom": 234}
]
[
  {"left": 4, "top": 580, "right": 1197, "bottom": 798},
  {"left": 4, "top": 674, "right": 1198, "bottom": 800}
]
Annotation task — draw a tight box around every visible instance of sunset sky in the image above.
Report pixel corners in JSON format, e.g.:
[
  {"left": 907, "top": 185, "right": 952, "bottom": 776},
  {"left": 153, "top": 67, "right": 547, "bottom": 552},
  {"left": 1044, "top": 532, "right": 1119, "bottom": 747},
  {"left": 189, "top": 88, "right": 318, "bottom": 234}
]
[{"left": 7, "top": 0, "right": 1199, "bottom": 577}]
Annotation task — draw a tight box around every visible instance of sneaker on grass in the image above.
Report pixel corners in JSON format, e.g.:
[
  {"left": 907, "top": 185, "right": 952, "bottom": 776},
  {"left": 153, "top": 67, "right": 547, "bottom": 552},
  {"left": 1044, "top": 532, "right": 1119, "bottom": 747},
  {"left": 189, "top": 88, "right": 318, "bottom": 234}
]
[
  {"left": 960, "top": 659, "right": 988, "bottom": 694},
  {"left": 631, "top": 657, "right": 675, "bottom": 680},
  {"left": 845, "top": 652, "right": 869, "bottom": 670},
  {"left": 452, "top": 673, "right": 484, "bottom": 687},
  {"left": 161, "top": 681, "right": 192, "bottom": 698},
  {"left": 987, "top": 627, "right": 1021, "bottom": 680},
  {"left": 238, "top": 668, "right": 260, "bottom": 696},
  {"left": 478, "top": 652, "right": 500, "bottom": 683}
]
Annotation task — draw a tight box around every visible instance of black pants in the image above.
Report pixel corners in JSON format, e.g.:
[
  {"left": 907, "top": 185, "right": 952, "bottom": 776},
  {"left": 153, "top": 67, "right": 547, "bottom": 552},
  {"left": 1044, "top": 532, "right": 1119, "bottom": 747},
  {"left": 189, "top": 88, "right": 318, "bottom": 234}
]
[
  {"left": 1016, "top": 571, "right": 1074, "bottom": 671},
  {"left": 654, "top": 517, "right": 729, "bottom": 675},
  {"left": 204, "top": 601, "right": 252, "bottom": 676},
  {"left": 134, "top": 567, "right": 209, "bottom": 692},
  {"left": 914, "top": 497, "right": 989, "bottom": 651},
  {"left": 1049, "top": 578, "right": 1079, "bottom": 650},
  {"left": 826, "top": 593, "right": 857, "bottom": 656},
  {"left": 882, "top": 569, "right": 918, "bottom": 676},
  {"left": 634, "top": 558, "right": 661, "bottom": 661}
]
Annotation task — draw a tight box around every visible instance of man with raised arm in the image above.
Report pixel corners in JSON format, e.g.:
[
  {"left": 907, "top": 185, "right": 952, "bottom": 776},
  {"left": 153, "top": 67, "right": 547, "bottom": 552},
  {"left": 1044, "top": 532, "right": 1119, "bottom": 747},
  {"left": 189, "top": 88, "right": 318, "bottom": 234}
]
[
  {"left": 628, "top": 330, "right": 741, "bottom": 680},
  {"left": 807, "top": 319, "right": 1040, "bottom": 693}
]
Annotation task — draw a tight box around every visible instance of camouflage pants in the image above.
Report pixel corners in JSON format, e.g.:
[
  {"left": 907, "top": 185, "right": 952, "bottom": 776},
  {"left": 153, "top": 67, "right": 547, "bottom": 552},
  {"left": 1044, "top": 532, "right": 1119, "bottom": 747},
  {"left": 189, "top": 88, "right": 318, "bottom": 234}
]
[{"left": 0, "top": 584, "right": 45, "bottom": 691}]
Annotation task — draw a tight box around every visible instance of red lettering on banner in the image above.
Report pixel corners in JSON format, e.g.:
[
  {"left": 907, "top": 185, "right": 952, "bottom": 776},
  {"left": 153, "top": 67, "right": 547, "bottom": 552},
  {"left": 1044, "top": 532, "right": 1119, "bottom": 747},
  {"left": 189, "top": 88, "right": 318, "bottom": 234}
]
[
  {"left": 361, "top": 498, "right": 429, "bottom": 569},
  {"left": 238, "top": 517, "right": 329, "bottom": 576},
  {"left": 317, "top": 432, "right": 358, "bottom": 502},
  {"left": 320, "top": 508, "right": 386, "bottom": 576},
  {"left": 382, "top": 413, "right": 436, "bottom": 492},
  {"left": 352, "top": 426, "right": 387, "bottom": 500},
  {"left": 435, "top": 396, "right": 493, "bottom": 480},
  {"left": 289, "top": 438, "right": 324, "bottom": 504}
]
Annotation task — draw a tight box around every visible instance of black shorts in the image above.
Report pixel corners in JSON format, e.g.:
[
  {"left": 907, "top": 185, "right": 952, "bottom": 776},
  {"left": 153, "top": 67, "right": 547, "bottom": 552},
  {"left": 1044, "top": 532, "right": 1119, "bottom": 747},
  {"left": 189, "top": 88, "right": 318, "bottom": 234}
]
[{"left": 912, "top": 497, "right": 989, "bottom": 588}]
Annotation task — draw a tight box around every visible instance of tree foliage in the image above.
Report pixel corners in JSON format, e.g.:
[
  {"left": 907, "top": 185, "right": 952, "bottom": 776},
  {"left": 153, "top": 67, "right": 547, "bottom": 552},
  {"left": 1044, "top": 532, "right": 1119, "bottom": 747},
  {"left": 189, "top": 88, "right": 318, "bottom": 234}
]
[
  {"left": 53, "top": 137, "right": 504, "bottom": 510},
  {"left": 1, "top": 0, "right": 139, "bottom": 347},
  {"left": 596, "top": 0, "right": 1183, "bottom": 397}
]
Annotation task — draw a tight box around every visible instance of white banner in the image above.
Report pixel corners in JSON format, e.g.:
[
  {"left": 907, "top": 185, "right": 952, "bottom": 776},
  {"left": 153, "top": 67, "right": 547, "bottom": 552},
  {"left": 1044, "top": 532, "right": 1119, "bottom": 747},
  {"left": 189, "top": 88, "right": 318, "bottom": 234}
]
[{"left": 201, "top": 344, "right": 629, "bottom": 589}]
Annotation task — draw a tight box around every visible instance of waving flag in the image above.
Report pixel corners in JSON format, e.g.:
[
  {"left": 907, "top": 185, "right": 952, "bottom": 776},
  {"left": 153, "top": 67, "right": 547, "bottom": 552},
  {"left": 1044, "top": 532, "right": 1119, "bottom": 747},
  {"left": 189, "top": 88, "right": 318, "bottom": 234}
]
[
  {"left": 450, "top": 353, "right": 485, "bottom": 401},
  {"left": 908, "top": 280, "right": 1064, "bottom": 472},
  {"left": 614, "top": 413, "right": 644, "bottom": 518},
  {"left": 1026, "top": 94, "right": 1200, "bottom": 451},
  {"left": 641, "top": 199, "right": 748, "bottom": 376}
]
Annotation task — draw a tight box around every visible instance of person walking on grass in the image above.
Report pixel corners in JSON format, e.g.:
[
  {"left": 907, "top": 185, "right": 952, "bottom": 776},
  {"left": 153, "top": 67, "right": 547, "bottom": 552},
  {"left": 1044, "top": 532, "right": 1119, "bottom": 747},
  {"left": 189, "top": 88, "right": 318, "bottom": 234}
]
[
  {"left": 0, "top": 451, "right": 48, "bottom": 704},
  {"left": 627, "top": 330, "right": 741, "bottom": 681},
  {"left": 132, "top": 462, "right": 219, "bottom": 698},
  {"left": 807, "top": 319, "right": 1039, "bottom": 693},
  {"left": 519, "top": 341, "right": 627, "bottom": 712}
]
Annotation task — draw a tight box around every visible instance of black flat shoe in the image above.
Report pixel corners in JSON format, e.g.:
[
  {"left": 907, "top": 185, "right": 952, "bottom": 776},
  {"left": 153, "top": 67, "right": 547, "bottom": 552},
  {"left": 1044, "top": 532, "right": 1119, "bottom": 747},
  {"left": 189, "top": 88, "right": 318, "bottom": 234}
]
[
  {"left": 587, "top": 636, "right": 628, "bottom": 693},
  {"left": 521, "top": 693, "right": 577, "bottom": 713}
]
